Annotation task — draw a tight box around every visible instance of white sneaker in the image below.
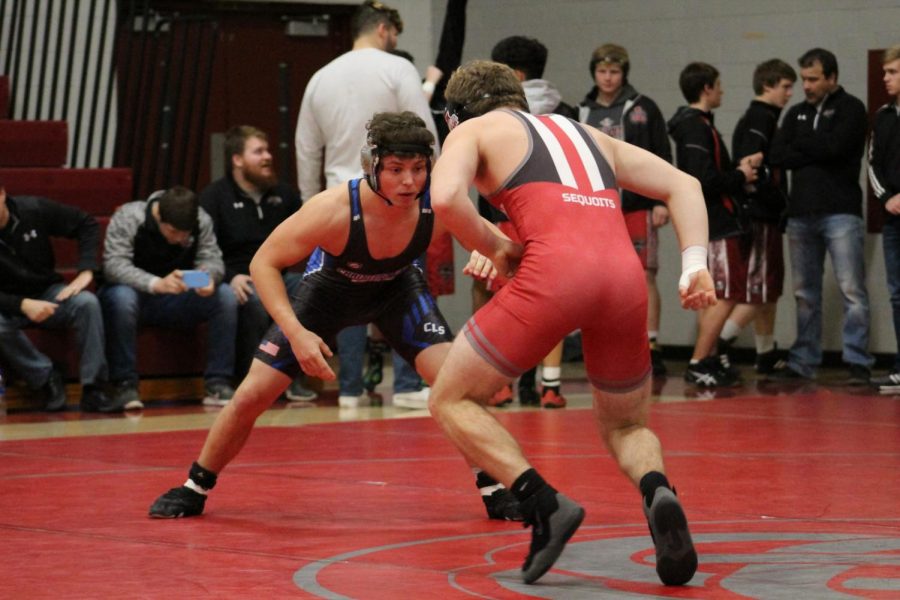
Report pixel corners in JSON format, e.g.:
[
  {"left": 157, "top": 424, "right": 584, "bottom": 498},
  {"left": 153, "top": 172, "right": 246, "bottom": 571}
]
[
  {"left": 392, "top": 388, "right": 430, "bottom": 410},
  {"left": 338, "top": 394, "right": 366, "bottom": 408}
]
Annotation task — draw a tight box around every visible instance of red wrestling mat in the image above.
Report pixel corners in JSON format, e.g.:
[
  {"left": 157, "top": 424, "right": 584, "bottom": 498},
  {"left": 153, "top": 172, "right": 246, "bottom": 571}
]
[{"left": 1, "top": 390, "right": 899, "bottom": 598}]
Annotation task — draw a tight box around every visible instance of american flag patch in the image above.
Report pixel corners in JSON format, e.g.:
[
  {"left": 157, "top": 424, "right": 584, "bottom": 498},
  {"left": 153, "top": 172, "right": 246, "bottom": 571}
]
[{"left": 259, "top": 341, "right": 280, "bottom": 356}]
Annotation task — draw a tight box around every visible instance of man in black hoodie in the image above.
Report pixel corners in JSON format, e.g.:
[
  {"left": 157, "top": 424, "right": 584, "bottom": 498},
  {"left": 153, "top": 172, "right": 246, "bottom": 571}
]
[
  {"left": 487, "top": 35, "right": 575, "bottom": 408},
  {"left": 668, "top": 62, "right": 760, "bottom": 387},
  {"left": 0, "top": 184, "right": 122, "bottom": 412},
  {"left": 769, "top": 48, "right": 872, "bottom": 383},
  {"left": 580, "top": 43, "right": 672, "bottom": 376},
  {"left": 718, "top": 59, "right": 797, "bottom": 375}
]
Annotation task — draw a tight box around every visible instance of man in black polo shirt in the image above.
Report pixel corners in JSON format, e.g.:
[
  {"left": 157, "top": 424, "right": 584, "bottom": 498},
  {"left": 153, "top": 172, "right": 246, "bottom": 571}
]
[{"left": 199, "top": 126, "right": 314, "bottom": 401}]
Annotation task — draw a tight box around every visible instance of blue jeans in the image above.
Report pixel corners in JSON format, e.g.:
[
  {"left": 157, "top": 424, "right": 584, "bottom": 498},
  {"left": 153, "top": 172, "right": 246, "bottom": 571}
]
[
  {"left": 100, "top": 283, "right": 238, "bottom": 383},
  {"left": 0, "top": 284, "right": 107, "bottom": 387},
  {"left": 336, "top": 325, "right": 421, "bottom": 396},
  {"left": 785, "top": 214, "right": 872, "bottom": 376},
  {"left": 883, "top": 218, "right": 900, "bottom": 370}
]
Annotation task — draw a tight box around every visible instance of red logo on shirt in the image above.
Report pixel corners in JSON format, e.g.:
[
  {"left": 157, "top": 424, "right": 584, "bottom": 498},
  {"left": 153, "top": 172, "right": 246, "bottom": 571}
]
[{"left": 629, "top": 106, "right": 648, "bottom": 124}]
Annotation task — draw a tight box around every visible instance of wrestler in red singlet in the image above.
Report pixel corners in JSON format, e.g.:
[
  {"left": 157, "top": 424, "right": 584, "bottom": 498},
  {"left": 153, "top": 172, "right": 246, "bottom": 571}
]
[{"left": 463, "top": 109, "right": 650, "bottom": 392}]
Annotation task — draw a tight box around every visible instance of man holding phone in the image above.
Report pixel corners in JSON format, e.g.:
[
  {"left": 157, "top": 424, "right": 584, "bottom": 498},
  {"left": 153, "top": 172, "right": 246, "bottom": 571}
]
[{"left": 100, "top": 186, "right": 238, "bottom": 409}]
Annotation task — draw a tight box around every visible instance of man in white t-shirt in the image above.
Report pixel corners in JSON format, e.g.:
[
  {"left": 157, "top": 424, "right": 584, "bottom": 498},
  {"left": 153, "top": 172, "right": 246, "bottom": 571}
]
[{"left": 294, "top": 1, "right": 439, "bottom": 411}]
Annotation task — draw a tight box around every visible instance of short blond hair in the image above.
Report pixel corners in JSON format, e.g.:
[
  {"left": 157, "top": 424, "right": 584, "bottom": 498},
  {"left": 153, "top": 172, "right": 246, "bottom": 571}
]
[{"left": 884, "top": 45, "right": 900, "bottom": 65}]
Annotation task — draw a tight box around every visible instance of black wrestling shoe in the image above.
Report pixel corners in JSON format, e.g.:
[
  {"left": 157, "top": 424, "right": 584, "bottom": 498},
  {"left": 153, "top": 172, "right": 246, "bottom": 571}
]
[
  {"left": 518, "top": 385, "right": 540, "bottom": 406},
  {"left": 149, "top": 486, "right": 207, "bottom": 518},
  {"left": 520, "top": 490, "right": 585, "bottom": 584},
  {"left": 684, "top": 356, "right": 739, "bottom": 387},
  {"left": 643, "top": 487, "right": 697, "bottom": 586},
  {"left": 483, "top": 488, "right": 524, "bottom": 521},
  {"left": 755, "top": 344, "right": 786, "bottom": 374}
]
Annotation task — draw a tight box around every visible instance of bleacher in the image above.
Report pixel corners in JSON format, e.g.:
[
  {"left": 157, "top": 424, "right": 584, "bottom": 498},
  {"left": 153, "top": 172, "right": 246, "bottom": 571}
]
[{"left": 0, "top": 74, "right": 207, "bottom": 410}]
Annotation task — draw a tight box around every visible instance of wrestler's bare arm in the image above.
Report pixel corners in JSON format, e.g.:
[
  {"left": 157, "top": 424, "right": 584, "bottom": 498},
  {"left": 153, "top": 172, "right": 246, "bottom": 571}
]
[
  {"left": 590, "top": 130, "right": 715, "bottom": 309},
  {"left": 250, "top": 188, "right": 346, "bottom": 342},
  {"left": 431, "top": 126, "right": 504, "bottom": 256},
  {"left": 599, "top": 133, "right": 709, "bottom": 253}
]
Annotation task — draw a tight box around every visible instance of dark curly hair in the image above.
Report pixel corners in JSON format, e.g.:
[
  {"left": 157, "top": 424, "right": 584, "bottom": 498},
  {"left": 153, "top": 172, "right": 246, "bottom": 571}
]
[
  {"left": 491, "top": 36, "right": 547, "bottom": 80},
  {"left": 365, "top": 111, "right": 434, "bottom": 156}
]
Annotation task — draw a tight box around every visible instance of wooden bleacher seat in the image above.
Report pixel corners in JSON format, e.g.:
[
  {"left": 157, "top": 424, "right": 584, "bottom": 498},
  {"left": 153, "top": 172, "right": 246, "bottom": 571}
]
[
  {"left": 0, "top": 120, "right": 68, "bottom": 167},
  {"left": 0, "top": 168, "right": 132, "bottom": 214}
]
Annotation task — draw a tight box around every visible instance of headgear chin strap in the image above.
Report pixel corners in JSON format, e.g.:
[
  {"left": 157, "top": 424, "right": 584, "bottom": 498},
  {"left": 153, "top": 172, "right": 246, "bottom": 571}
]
[{"left": 361, "top": 142, "right": 433, "bottom": 205}]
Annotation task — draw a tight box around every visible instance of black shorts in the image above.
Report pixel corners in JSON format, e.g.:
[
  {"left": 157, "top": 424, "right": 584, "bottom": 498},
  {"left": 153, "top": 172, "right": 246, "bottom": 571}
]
[{"left": 254, "top": 266, "right": 453, "bottom": 378}]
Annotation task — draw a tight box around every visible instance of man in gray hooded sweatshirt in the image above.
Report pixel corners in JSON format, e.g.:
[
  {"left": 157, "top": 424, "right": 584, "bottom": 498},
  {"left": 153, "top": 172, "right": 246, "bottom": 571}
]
[{"left": 579, "top": 43, "right": 672, "bottom": 376}]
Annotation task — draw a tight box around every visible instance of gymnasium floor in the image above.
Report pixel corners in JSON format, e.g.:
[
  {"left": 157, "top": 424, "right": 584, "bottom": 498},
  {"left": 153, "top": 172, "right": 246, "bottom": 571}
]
[{"left": 1, "top": 362, "right": 898, "bottom": 599}]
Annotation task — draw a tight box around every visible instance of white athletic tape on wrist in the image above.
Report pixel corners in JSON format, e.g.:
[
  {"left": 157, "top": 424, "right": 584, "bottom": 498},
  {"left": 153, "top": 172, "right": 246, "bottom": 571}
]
[
  {"left": 679, "top": 245, "right": 708, "bottom": 290},
  {"left": 422, "top": 80, "right": 436, "bottom": 95}
]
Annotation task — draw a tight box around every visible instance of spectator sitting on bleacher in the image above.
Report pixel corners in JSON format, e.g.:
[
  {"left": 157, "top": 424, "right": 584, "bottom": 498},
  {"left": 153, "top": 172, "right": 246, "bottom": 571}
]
[
  {"left": 0, "top": 183, "right": 125, "bottom": 412},
  {"left": 199, "top": 126, "right": 315, "bottom": 402},
  {"left": 100, "top": 186, "right": 238, "bottom": 410}
]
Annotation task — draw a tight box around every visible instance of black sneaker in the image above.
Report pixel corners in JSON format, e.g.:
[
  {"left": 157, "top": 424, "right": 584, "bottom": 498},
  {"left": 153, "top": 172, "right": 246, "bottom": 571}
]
[
  {"left": 684, "top": 356, "right": 738, "bottom": 387},
  {"left": 755, "top": 344, "right": 786, "bottom": 374},
  {"left": 149, "top": 486, "right": 207, "bottom": 518},
  {"left": 643, "top": 487, "right": 697, "bottom": 586},
  {"left": 81, "top": 385, "right": 127, "bottom": 413},
  {"left": 651, "top": 349, "right": 667, "bottom": 376},
  {"left": 111, "top": 381, "right": 143, "bottom": 410},
  {"left": 42, "top": 369, "right": 67, "bottom": 412},
  {"left": 520, "top": 490, "right": 585, "bottom": 584},
  {"left": 871, "top": 371, "right": 900, "bottom": 394},
  {"left": 483, "top": 488, "right": 524, "bottom": 521},
  {"left": 767, "top": 364, "right": 807, "bottom": 381},
  {"left": 846, "top": 364, "right": 870, "bottom": 385}
]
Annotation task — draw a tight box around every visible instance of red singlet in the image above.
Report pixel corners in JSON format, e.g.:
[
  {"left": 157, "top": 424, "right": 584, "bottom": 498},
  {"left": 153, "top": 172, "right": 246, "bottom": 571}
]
[{"left": 464, "top": 110, "right": 650, "bottom": 392}]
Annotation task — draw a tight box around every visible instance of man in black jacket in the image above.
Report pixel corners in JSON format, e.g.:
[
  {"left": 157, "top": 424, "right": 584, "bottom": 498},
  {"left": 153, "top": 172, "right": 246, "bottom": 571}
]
[
  {"left": 580, "top": 43, "right": 672, "bottom": 376},
  {"left": 770, "top": 48, "right": 872, "bottom": 383},
  {"left": 668, "top": 62, "right": 760, "bottom": 387},
  {"left": 869, "top": 45, "right": 900, "bottom": 393},
  {"left": 0, "top": 184, "right": 122, "bottom": 412}
]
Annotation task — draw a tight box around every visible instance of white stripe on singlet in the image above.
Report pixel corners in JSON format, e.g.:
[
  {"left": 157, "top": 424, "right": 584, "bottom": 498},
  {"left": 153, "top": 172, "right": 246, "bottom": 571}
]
[
  {"left": 518, "top": 112, "right": 577, "bottom": 188},
  {"left": 552, "top": 115, "right": 606, "bottom": 190}
]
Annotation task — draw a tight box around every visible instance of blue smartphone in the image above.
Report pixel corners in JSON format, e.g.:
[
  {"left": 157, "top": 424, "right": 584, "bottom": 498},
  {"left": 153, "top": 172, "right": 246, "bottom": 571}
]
[{"left": 182, "top": 270, "right": 211, "bottom": 288}]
